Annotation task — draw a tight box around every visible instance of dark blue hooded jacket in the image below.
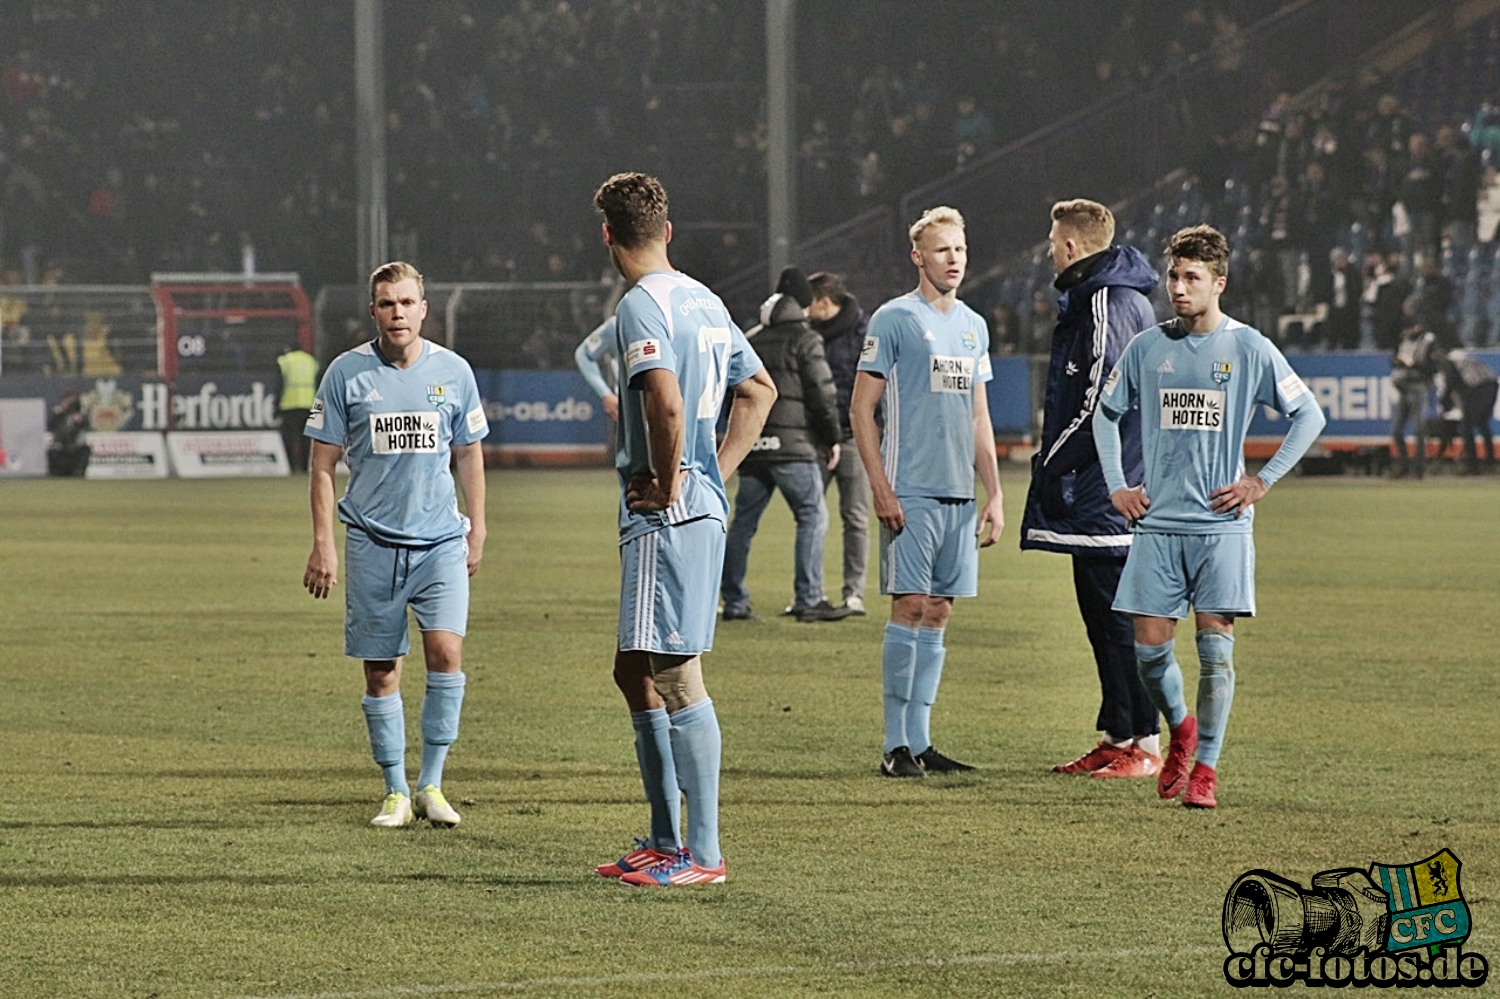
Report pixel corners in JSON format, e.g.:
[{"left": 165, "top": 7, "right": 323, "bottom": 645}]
[{"left": 1020, "top": 245, "right": 1158, "bottom": 558}]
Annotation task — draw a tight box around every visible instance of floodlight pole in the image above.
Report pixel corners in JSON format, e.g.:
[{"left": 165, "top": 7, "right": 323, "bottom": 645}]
[
  {"left": 766, "top": 0, "right": 795, "bottom": 285},
  {"left": 355, "top": 0, "right": 388, "bottom": 282}
]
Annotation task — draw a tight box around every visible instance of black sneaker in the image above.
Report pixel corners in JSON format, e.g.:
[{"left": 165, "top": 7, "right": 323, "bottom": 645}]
[
  {"left": 722, "top": 605, "right": 759, "bottom": 621},
  {"left": 797, "top": 600, "right": 856, "bottom": 622},
  {"left": 915, "top": 746, "right": 976, "bottom": 773},
  {"left": 880, "top": 746, "right": 925, "bottom": 778}
]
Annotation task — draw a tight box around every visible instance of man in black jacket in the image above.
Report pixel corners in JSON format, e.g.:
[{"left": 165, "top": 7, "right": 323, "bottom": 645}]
[
  {"left": 808, "top": 271, "right": 872, "bottom": 616},
  {"left": 1020, "top": 198, "right": 1163, "bottom": 778},
  {"left": 721, "top": 267, "right": 852, "bottom": 622}
]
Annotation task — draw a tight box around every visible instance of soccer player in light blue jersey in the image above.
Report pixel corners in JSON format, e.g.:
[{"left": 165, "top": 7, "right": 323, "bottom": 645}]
[
  {"left": 850, "top": 206, "right": 1006, "bottom": 779},
  {"left": 573, "top": 316, "right": 620, "bottom": 421},
  {"left": 1093, "top": 225, "right": 1326, "bottom": 809},
  {"left": 303, "top": 261, "right": 489, "bottom": 829},
  {"left": 590, "top": 172, "right": 776, "bottom": 886}
]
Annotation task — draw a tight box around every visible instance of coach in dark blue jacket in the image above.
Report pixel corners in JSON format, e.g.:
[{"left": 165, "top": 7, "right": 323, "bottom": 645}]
[{"left": 1021, "top": 199, "right": 1162, "bottom": 779}]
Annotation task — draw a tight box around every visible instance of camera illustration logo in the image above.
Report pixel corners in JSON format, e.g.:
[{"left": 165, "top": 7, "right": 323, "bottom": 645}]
[{"left": 1222, "top": 849, "right": 1489, "bottom": 988}]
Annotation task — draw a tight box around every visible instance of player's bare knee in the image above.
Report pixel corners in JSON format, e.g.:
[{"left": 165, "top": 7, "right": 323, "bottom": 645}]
[
  {"left": 890, "top": 593, "right": 926, "bottom": 627},
  {"left": 613, "top": 650, "right": 654, "bottom": 694},
  {"left": 421, "top": 630, "right": 464, "bottom": 672},
  {"left": 647, "top": 654, "right": 709, "bottom": 712},
  {"left": 364, "top": 658, "right": 401, "bottom": 696},
  {"left": 920, "top": 596, "right": 953, "bottom": 629}
]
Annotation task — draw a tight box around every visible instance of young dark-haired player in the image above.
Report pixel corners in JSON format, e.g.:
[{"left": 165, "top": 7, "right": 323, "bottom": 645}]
[{"left": 1093, "top": 225, "right": 1325, "bottom": 808}]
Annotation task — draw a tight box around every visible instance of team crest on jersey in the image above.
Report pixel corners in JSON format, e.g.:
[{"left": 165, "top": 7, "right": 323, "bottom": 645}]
[
  {"left": 961, "top": 329, "right": 978, "bottom": 352},
  {"left": 1212, "top": 360, "right": 1233, "bottom": 385},
  {"left": 426, "top": 384, "right": 447, "bottom": 407}
]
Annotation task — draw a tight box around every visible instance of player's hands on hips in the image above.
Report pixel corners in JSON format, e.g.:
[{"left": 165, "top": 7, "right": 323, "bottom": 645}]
[
  {"left": 1210, "top": 474, "right": 1268, "bottom": 518},
  {"left": 627, "top": 469, "right": 684, "bottom": 512},
  {"left": 977, "top": 495, "right": 1005, "bottom": 548},
  {"left": 1110, "top": 485, "right": 1150, "bottom": 525},
  {"left": 304, "top": 545, "right": 338, "bottom": 599}
]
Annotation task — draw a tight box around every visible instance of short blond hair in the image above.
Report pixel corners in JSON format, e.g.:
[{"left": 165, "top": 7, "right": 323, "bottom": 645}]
[
  {"left": 369, "top": 261, "right": 425, "bottom": 303},
  {"left": 909, "top": 206, "right": 965, "bottom": 248},
  {"left": 1050, "top": 198, "right": 1115, "bottom": 252}
]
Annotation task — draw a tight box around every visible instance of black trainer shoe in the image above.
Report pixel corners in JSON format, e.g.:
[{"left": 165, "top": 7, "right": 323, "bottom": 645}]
[
  {"left": 915, "top": 746, "right": 976, "bottom": 772},
  {"left": 797, "top": 600, "right": 856, "bottom": 622},
  {"left": 722, "top": 605, "right": 759, "bottom": 621},
  {"left": 880, "top": 746, "right": 925, "bottom": 778}
]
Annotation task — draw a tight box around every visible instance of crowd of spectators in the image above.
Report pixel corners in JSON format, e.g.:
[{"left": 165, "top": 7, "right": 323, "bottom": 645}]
[
  {"left": 986, "top": 18, "right": 1500, "bottom": 357},
  {"left": 1, "top": 0, "right": 1284, "bottom": 308}
]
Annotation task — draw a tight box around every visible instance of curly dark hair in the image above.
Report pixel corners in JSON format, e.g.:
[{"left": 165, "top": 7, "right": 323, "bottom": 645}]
[
  {"left": 1165, "top": 224, "right": 1230, "bottom": 277},
  {"left": 593, "top": 172, "right": 669, "bottom": 249}
]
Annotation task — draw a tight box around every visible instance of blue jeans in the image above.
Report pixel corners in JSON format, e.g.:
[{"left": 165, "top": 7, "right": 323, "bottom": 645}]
[{"left": 721, "top": 461, "right": 828, "bottom": 612}]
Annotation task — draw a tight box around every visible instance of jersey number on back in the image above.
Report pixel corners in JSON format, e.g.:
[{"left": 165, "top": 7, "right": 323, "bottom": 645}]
[{"left": 697, "top": 327, "right": 732, "bottom": 419}]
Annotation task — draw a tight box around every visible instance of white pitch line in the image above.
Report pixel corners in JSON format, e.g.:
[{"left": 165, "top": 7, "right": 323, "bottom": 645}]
[{"left": 228, "top": 945, "right": 1226, "bottom": 999}]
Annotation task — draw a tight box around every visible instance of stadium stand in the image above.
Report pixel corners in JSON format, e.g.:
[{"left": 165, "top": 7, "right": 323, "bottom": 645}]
[{"left": 2, "top": 0, "right": 1499, "bottom": 370}]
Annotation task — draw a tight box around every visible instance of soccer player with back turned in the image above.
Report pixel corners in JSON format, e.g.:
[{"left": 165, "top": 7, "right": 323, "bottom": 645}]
[
  {"left": 591, "top": 172, "right": 776, "bottom": 886},
  {"left": 1093, "top": 225, "right": 1325, "bottom": 808},
  {"left": 851, "top": 206, "right": 1005, "bottom": 778},
  {"left": 303, "top": 261, "right": 489, "bottom": 828}
]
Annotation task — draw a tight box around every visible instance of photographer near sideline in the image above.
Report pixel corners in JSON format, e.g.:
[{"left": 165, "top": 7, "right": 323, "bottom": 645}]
[
  {"left": 47, "top": 390, "right": 91, "bottom": 477},
  {"left": 1436, "top": 348, "right": 1499, "bottom": 474}
]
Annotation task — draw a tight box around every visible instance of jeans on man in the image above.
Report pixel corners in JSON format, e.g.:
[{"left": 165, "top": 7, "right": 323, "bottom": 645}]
[{"left": 721, "top": 461, "right": 828, "bottom": 613}]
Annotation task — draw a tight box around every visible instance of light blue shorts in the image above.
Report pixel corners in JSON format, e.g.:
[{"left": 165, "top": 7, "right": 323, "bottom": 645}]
[
  {"left": 1113, "top": 531, "right": 1256, "bottom": 619},
  {"left": 879, "top": 496, "right": 978, "bottom": 598},
  {"left": 618, "top": 517, "right": 725, "bottom": 655},
  {"left": 345, "top": 528, "right": 469, "bottom": 660}
]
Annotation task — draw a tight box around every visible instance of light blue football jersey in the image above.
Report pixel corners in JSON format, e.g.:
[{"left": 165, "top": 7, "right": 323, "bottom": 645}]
[
  {"left": 306, "top": 339, "right": 489, "bottom": 546},
  {"left": 614, "top": 270, "right": 762, "bottom": 542},
  {"left": 859, "top": 292, "right": 992, "bottom": 499},
  {"left": 1095, "top": 316, "right": 1314, "bottom": 534}
]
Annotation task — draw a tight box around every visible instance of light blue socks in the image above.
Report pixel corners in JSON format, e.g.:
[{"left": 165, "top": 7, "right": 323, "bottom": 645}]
[
  {"left": 362, "top": 692, "right": 409, "bottom": 796},
  {"left": 668, "top": 698, "right": 722, "bottom": 868},
  {"left": 1135, "top": 640, "right": 1189, "bottom": 730},
  {"left": 631, "top": 707, "right": 682, "bottom": 854},
  {"left": 906, "top": 627, "right": 947, "bottom": 755},
  {"left": 1194, "top": 630, "right": 1236, "bottom": 767},
  {"left": 881, "top": 623, "right": 919, "bottom": 752},
  {"left": 417, "top": 670, "right": 466, "bottom": 790}
]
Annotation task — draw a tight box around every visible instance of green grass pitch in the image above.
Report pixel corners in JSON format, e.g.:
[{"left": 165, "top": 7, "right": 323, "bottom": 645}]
[{"left": 0, "top": 467, "right": 1495, "bottom": 997}]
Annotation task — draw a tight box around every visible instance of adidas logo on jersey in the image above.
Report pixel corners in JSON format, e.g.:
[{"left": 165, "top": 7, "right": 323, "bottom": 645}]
[
  {"left": 1065, "top": 361, "right": 1079, "bottom": 376},
  {"left": 923, "top": 330, "right": 936, "bottom": 341},
  {"left": 1157, "top": 359, "right": 1176, "bottom": 374},
  {"left": 364, "top": 389, "right": 385, "bottom": 402}
]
